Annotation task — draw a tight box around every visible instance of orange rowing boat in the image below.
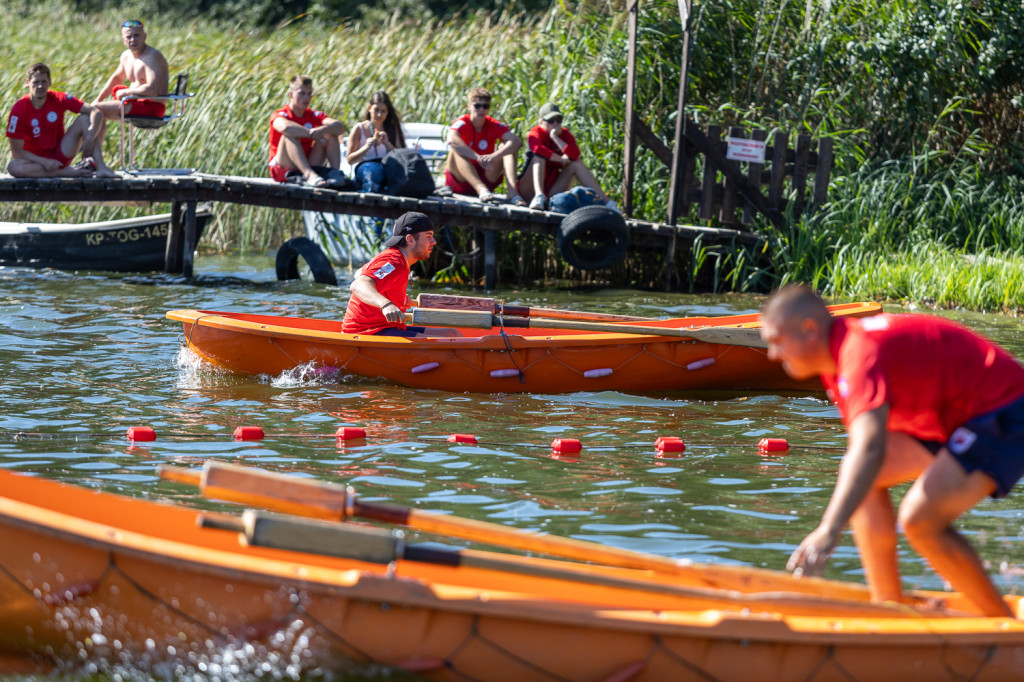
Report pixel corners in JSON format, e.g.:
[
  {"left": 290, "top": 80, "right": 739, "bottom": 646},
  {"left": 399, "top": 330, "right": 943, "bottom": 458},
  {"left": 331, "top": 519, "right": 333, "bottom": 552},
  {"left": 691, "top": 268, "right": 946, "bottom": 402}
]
[
  {"left": 0, "top": 468, "right": 1022, "bottom": 681},
  {"left": 166, "top": 302, "right": 880, "bottom": 393}
]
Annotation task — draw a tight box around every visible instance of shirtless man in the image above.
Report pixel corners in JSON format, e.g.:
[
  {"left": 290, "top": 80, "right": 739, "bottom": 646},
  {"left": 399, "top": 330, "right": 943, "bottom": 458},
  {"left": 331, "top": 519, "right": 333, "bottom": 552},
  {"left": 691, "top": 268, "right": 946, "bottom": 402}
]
[
  {"left": 92, "top": 20, "right": 170, "bottom": 123},
  {"left": 6, "top": 63, "right": 112, "bottom": 178}
]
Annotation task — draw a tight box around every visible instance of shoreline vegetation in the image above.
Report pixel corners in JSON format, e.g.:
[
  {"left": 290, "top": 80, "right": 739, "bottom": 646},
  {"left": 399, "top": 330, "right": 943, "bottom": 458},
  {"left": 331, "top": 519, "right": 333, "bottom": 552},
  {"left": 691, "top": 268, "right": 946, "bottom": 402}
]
[{"left": 3, "top": 1, "right": 1023, "bottom": 312}]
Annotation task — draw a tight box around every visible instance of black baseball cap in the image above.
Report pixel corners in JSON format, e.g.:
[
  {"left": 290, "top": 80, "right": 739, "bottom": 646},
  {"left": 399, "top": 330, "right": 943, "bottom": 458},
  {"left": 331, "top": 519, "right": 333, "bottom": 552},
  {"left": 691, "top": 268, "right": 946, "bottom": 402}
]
[{"left": 383, "top": 212, "right": 434, "bottom": 248}]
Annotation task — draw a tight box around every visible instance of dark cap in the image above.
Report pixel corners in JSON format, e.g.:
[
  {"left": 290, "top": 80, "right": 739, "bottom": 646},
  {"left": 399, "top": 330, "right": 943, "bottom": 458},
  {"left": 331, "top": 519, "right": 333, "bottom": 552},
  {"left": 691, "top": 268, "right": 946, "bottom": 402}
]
[
  {"left": 539, "top": 102, "right": 562, "bottom": 121},
  {"left": 383, "top": 211, "right": 434, "bottom": 248}
]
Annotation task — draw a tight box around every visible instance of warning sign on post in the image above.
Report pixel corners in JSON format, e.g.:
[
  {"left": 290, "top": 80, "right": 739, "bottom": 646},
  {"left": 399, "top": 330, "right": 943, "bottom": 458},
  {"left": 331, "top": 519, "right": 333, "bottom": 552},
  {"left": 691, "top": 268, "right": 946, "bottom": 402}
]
[{"left": 726, "top": 137, "right": 766, "bottom": 163}]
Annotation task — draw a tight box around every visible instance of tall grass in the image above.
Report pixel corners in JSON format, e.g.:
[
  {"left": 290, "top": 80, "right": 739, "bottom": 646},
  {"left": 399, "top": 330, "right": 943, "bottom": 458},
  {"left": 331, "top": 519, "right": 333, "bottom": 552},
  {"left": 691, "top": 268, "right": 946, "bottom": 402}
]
[{"left": 3, "top": 1, "right": 1024, "bottom": 310}]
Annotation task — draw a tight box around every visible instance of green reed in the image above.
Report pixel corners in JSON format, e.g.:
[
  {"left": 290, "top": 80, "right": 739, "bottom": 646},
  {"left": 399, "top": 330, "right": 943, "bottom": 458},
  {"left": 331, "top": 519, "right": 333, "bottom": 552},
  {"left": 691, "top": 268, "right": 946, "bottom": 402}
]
[{"left": 2, "top": 1, "right": 1023, "bottom": 310}]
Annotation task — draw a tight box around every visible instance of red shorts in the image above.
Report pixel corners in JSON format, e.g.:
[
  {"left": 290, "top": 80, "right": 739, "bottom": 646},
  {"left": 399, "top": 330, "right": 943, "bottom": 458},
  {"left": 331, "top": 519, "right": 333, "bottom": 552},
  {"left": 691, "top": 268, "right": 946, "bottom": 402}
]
[
  {"left": 32, "top": 147, "right": 73, "bottom": 168},
  {"left": 444, "top": 167, "right": 501, "bottom": 196},
  {"left": 113, "top": 85, "right": 166, "bottom": 118},
  {"left": 269, "top": 163, "right": 291, "bottom": 183}
]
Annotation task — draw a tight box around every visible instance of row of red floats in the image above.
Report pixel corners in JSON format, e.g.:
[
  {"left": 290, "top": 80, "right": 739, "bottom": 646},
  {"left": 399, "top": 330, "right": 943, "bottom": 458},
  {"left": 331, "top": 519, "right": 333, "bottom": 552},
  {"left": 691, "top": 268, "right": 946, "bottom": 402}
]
[{"left": 126, "top": 426, "right": 792, "bottom": 456}]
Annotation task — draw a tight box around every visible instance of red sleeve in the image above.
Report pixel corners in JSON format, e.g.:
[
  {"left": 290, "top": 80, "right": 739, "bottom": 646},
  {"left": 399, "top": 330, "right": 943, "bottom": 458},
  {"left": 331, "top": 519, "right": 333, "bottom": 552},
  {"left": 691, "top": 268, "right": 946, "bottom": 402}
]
[
  {"left": 58, "top": 92, "right": 84, "bottom": 115},
  {"left": 527, "top": 126, "right": 555, "bottom": 160},
  {"left": 833, "top": 323, "right": 888, "bottom": 424},
  {"left": 451, "top": 116, "right": 472, "bottom": 145},
  {"left": 559, "top": 127, "right": 581, "bottom": 161},
  {"left": 6, "top": 100, "right": 26, "bottom": 140}
]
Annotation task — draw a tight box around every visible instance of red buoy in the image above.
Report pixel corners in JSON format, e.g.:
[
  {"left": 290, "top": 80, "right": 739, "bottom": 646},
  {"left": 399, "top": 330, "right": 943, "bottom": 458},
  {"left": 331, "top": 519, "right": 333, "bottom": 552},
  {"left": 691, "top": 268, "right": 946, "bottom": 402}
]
[
  {"left": 655, "top": 436, "right": 686, "bottom": 453},
  {"left": 233, "top": 426, "right": 265, "bottom": 441},
  {"left": 335, "top": 427, "right": 367, "bottom": 441},
  {"left": 551, "top": 438, "right": 582, "bottom": 454},
  {"left": 758, "top": 437, "right": 790, "bottom": 454},
  {"left": 126, "top": 426, "right": 156, "bottom": 442},
  {"left": 447, "top": 433, "right": 478, "bottom": 444}
]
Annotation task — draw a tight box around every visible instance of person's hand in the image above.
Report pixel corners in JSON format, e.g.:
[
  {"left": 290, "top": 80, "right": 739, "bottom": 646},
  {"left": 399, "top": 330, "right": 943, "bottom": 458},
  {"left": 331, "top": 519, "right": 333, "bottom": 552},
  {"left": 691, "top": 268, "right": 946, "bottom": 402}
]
[
  {"left": 556, "top": 154, "right": 571, "bottom": 165},
  {"left": 40, "top": 157, "right": 62, "bottom": 171},
  {"left": 380, "top": 301, "right": 404, "bottom": 323},
  {"left": 787, "top": 524, "right": 839, "bottom": 577},
  {"left": 373, "top": 130, "right": 387, "bottom": 145},
  {"left": 477, "top": 152, "right": 496, "bottom": 169},
  {"left": 309, "top": 126, "right": 326, "bottom": 141}
]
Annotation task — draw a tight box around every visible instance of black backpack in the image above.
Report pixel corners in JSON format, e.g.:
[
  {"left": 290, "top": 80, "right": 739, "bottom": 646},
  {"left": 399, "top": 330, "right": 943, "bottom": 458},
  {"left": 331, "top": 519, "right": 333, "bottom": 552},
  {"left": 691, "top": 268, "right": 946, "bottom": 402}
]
[{"left": 382, "top": 148, "right": 435, "bottom": 198}]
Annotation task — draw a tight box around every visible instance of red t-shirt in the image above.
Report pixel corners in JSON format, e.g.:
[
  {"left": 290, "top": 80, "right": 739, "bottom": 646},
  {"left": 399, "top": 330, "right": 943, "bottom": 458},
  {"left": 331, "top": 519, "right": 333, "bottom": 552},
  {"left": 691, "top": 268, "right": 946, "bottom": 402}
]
[
  {"left": 450, "top": 114, "right": 509, "bottom": 157},
  {"left": 341, "top": 248, "right": 411, "bottom": 335},
  {"left": 822, "top": 314, "right": 1024, "bottom": 442},
  {"left": 6, "top": 91, "right": 84, "bottom": 155},
  {"left": 526, "top": 124, "right": 581, "bottom": 192},
  {"left": 268, "top": 106, "right": 327, "bottom": 163}
]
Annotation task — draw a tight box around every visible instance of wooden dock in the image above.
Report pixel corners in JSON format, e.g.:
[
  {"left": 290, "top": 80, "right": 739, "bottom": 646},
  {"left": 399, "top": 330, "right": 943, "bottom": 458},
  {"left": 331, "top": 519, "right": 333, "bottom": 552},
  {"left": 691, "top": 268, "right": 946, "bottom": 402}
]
[{"left": 0, "top": 173, "right": 757, "bottom": 286}]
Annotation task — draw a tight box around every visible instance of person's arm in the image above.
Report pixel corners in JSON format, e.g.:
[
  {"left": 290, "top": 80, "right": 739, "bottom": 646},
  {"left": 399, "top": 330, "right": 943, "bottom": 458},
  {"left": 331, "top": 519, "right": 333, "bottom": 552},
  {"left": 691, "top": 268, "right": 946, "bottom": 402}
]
[
  {"left": 350, "top": 274, "right": 404, "bottom": 323},
  {"left": 552, "top": 126, "right": 581, "bottom": 161},
  {"left": 94, "top": 58, "right": 128, "bottom": 103},
  {"left": 478, "top": 130, "right": 522, "bottom": 168},
  {"left": 787, "top": 405, "right": 889, "bottom": 576},
  {"left": 447, "top": 126, "right": 478, "bottom": 161},
  {"left": 7, "top": 137, "right": 61, "bottom": 170},
  {"left": 273, "top": 115, "right": 316, "bottom": 140},
  {"left": 312, "top": 116, "right": 348, "bottom": 139},
  {"left": 346, "top": 122, "right": 369, "bottom": 163}
]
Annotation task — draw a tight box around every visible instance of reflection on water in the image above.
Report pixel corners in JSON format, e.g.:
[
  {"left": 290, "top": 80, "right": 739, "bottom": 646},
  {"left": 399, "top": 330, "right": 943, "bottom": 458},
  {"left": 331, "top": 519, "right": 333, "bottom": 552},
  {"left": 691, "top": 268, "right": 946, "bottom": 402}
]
[{"left": 2, "top": 256, "right": 1024, "bottom": 678}]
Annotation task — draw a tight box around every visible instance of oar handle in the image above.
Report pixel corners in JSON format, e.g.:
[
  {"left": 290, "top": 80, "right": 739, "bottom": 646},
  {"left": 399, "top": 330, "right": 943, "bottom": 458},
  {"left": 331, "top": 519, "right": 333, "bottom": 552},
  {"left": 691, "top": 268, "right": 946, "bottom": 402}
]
[
  {"left": 407, "top": 308, "right": 767, "bottom": 348},
  {"left": 209, "top": 510, "right": 943, "bottom": 619},
  {"left": 415, "top": 293, "right": 647, "bottom": 322}
]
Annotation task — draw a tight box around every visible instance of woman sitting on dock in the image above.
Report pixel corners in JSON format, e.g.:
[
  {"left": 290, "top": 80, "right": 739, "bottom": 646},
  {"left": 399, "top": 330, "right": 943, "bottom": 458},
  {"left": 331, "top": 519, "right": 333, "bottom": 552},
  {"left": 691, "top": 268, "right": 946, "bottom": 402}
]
[{"left": 346, "top": 91, "right": 405, "bottom": 193}]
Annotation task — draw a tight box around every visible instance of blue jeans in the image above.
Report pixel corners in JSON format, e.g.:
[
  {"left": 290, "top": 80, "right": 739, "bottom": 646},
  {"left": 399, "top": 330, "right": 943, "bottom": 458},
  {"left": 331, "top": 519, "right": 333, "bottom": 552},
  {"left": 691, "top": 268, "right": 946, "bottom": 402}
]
[{"left": 355, "top": 161, "right": 385, "bottom": 193}]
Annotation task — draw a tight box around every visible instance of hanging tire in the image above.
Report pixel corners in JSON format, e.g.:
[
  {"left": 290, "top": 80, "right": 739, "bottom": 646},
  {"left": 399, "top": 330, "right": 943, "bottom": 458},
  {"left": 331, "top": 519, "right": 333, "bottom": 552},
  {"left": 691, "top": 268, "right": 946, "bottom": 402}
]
[
  {"left": 556, "top": 206, "right": 630, "bottom": 271},
  {"left": 275, "top": 237, "right": 338, "bottom": 285}
]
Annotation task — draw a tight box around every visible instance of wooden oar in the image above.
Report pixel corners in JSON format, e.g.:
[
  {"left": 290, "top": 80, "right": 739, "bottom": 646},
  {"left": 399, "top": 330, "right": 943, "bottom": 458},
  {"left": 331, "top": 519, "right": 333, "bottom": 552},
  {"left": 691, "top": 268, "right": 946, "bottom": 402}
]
[
  {"left": 407, "top": 308, "right": 768, "bottom": 348},
  {"left": 199, "top": 510, "right": 945, "bottom": 618},
  {"left": 416, "top": 293, "right": 648, "bottom": 323},
  {"left": 161, "top": 461, "right": 881, "bottom": 602}
]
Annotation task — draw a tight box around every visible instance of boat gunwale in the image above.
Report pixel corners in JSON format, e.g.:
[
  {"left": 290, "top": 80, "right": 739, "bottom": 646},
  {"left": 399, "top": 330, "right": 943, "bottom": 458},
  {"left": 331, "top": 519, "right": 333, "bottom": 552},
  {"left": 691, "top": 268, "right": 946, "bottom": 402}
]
[{"left": 2, "top": 471, "right": 1023, "bottom": 647}]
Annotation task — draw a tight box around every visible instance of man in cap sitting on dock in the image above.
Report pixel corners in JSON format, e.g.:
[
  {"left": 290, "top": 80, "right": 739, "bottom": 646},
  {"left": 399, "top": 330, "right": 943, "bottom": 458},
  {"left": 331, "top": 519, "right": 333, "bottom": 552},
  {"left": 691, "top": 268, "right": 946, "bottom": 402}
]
[
  {"left": 6, "top": 63, "right": 115, "bottom": 178},
  {"left": 268, "top": 75, "right": 349, "bottom": 187},
  {"left": 342, "top": 212, "right": 459, "bottom": 337},
  {"left": 760, "top": 284, "right": 1024, "bottom": 617}
]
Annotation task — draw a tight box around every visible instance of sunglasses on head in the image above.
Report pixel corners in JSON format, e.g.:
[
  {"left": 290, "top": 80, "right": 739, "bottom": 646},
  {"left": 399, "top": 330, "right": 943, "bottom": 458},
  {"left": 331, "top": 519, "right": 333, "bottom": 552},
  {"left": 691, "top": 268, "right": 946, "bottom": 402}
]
[
  {"left": 473, "top": 102, "right": 491, "bottom": 110},
  {"left": 122, "top": 20, "right": 143, "bottom": 28}
]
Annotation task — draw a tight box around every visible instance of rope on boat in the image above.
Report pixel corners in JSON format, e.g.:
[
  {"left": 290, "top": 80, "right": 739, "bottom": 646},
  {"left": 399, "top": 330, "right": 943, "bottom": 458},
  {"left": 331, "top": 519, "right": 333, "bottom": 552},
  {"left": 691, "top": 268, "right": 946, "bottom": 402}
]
[{"left": 495, "top": 300, "right": 525, "bottom": 384}]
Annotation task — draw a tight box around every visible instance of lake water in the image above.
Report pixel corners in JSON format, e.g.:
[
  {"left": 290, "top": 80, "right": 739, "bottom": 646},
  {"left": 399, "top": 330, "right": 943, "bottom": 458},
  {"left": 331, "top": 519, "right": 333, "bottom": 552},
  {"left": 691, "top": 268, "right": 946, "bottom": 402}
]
[{"left": 2, "top": 256, "right": 1024, "bottom": 679}]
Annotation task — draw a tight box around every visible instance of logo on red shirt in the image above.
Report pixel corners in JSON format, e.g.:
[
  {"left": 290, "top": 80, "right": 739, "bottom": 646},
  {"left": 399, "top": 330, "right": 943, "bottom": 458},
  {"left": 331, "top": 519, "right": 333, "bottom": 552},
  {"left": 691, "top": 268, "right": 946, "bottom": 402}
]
[
  {"left": 837, "top": 377, "right": 850, "bottom": 399},
  {"left": 46, "top": 112, "right": 58, "bottom": 123}
]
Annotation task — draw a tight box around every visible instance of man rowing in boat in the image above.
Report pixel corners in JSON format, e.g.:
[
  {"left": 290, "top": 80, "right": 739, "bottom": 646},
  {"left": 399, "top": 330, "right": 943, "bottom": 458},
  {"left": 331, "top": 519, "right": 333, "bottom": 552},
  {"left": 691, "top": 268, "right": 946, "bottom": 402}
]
[
  {"left": 342, "top": 212, "right": 458, "bottom": 337},
  {"left": 6, "top": 63, "right": 114, "bottom": 178},
  {"left": 761, "top": 284, "right": 1024, "bottom": 616}
]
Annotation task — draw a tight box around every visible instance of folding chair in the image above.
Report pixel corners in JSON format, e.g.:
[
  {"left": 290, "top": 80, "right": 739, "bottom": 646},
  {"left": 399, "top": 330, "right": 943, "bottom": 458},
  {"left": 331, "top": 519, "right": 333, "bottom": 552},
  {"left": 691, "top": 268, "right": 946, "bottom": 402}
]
[{"left": 118, "top": 72, "right": 195, "bottom": 174}]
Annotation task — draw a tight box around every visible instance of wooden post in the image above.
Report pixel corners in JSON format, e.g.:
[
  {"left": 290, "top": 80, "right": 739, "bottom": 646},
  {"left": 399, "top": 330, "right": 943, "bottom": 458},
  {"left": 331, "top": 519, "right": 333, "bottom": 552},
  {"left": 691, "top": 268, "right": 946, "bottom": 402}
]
[
  {"left": 165, "top": 200, "right": 184, "bottom": 273},
  {"left": 698, "top": 125, "right": 721, "bottom": 220},
  {"left": 792, "top": 134, "right": 812, "bottom": 216},
  {"left": 483, "top": 229, "right": 496, "bottom": 291},
  {"left": 743, "top": 129, "right": 768, "bottom": 224},
  {"left": 181, "top": 200, "right": 198, "bottom": 278},
  {"left": 663, "top": 0, "right": 693, "bottom": 290},
  {"left": 622, "top": 0, "right": 640, "bottom": 217},
  {"left": 768, "top": 131, "right": 788, "bottom": 214},
  {"left": 719, "top": 126, "right": 744, "bottom": 224}
]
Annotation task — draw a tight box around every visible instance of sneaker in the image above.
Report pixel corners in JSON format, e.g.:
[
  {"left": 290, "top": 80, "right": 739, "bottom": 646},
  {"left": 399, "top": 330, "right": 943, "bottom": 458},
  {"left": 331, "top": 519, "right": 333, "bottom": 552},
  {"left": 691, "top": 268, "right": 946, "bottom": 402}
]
[
  {"left": 508, "top": 193, "right": 528, "bottom": 207},
  {"left": 604, "top": 199, "right": 620, "bottom": 213},
  {"left": 71, "top": 157, "right": 97, "bottom": 172},
  {"left": 306, "top": 175, "right": 326, "bottom": 187},
  {"left": 529, "top": 193, "right": 547, "bottom": 210}
]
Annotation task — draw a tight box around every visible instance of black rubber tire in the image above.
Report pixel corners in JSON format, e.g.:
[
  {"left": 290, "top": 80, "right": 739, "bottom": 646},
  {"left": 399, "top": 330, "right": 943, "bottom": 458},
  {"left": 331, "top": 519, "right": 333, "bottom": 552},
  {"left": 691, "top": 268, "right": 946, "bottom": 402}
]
[
  {"left": 275, "top": 236, "right": 338, "bottom": 285},
  {"left": 556, "top": 205, "right": 630, "bottom": 271}
]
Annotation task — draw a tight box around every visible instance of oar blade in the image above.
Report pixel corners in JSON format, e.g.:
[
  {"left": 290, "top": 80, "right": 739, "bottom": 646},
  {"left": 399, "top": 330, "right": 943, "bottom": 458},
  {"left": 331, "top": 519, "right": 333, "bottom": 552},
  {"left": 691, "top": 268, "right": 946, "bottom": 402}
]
[{"left": 241, "top": 510, "right": 401, "bottom": 563}]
